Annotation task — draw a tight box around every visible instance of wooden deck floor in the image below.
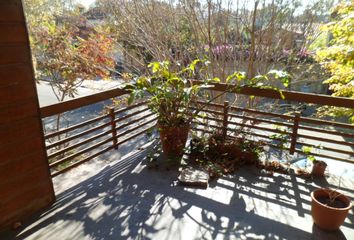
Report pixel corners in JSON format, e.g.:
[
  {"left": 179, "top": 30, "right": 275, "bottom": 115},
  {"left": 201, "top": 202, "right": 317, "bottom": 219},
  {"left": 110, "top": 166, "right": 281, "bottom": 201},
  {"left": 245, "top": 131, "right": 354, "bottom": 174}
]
[{"left": 2, "top": 142, "right": 353, "bottom": 240}]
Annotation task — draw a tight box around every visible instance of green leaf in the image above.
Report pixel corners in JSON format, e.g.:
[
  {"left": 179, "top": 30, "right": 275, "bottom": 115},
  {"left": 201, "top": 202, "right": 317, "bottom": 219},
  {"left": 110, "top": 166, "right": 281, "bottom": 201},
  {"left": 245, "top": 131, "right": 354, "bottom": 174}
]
[
  {"left": 189, "top": 59, "right": 201, "bottom": 72},
  {"left": 212, "top": 77, "right": 220, "bottom": 83},
  {"left": 148, "top": 62, "right": 160, "bottom": 73},
  {"left": 308, "top": 155, "right": 316, "bottom": 161},
  {"left": 123, "top": 83, "right": 135, "bottom": 91},
  {"left": 302, "top": 146, "right": 313, "bottom": 155},
  {"left": 127, "top": 93, "right": 135, "bottom": 105},
  {"left": 136, "top": 77, "right": 148, "bottom": 88},
  {"left": 278, "top": 90, "right": 285, "bottom": 99},
  {"left": 199, "top": 112, "right": 207, "bottom": 118},
  {"left": 226, "top": 71, "right": 246, "bottom": 83}
]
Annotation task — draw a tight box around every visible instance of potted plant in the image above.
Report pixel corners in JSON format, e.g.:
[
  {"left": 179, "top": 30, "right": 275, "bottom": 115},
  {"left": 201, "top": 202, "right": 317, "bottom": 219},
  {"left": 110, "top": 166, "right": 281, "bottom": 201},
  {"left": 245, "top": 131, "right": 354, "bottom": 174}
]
[
  {"left": 302, "top": 146, "right": 327, "bottom": 177},
  {"left": 126, "top": 60, "right": 215, "bottom": 161},
  {"left": 311, "top": 160, "right": 327, "bottom": 177},
  {"left": 311, "top": 188, "right": 352, "bottom": 230}
]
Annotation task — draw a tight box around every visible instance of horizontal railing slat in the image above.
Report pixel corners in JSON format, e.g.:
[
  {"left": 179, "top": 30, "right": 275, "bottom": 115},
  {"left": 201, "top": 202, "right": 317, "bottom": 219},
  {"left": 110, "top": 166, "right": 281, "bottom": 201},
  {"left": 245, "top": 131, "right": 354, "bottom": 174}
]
[
  {"left": 298, "top": 141, "right": 354, "bottom": 157},
  {"left": 48, "top": 129, "right": 113, "bottom": 159},
  {"left": 49, "top": 136, "right": 114, "bottom": 168},
  {"left": 45, "top": 114, "right": 108, "bottom": 139},
  {"left": 116, "top": 112, "right": 155, "bottom": 131},
  {"left": 298, "top": 124, "right": 354, "bottom": 139},
  {"left": 196, "top": 114, "right": 223, "bottom": 123},
  {"left": 297, "top": 133, "right": 354, "bottom": 147},
  {"left": 229, "top": 106, "right": 293, "bottom": 120},
  {"left": 228, "top": 112, "right": 293, "bottom": 127},
  {"left": 117, "top": 124, "right": 157, "bottom": 146},
  {"left": 114, "top": 100, "right": 149, "bottom": 115},
  {"left": 46, "top": 121, "right": 111, "bottom": 149},
  {"left": 228, "top": 121, "right": 292, "bottom": 135},
  {"left": 115, "top": 107, "right": 150, "bottom": 123},
  {"left": 190, "top": 107, "right": 224, "bottom": 116},
  {"left": 299, "top": 116, "right": 354, "bottom": 129},
  {"left": 192, "top": 121, "right": 223, "bottom": 130},
  {"left": 194, "top": 81, "right": 354, "bottom": 108},
  {"left": 40, "top": 87, "right": 130, "bottom": 118},
  {"left": 118, "top": 118, "right": 157, "bottom": 137},
  {"left": 293, "top": 149, "right": 354, "bottom": 164},
  {"left": 51, "top": 145, "right": 114, "bottom": 177}
]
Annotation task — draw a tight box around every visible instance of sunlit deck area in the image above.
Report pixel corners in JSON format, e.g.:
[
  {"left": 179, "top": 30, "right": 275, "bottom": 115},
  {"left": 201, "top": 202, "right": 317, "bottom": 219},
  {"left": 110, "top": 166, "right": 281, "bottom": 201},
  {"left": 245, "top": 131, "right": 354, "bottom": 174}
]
[
  {"left": 2, "top": 140, "right": 353, "bottom": 240},
  {"left": 2, "top": 74, "right": 353, "bottom": 240},
  {"left": 1, "top": 1, "right": 354, "bottom": 239}
]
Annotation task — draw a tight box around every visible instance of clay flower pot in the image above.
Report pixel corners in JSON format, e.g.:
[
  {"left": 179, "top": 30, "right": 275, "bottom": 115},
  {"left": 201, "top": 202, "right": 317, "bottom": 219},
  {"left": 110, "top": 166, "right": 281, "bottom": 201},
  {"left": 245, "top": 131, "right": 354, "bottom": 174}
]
[
  {"left": 158, "top": 123, "right": 190, "bottom": 159},
  {"left": 311, "top": 160, "right": 327, "bottom": 177},
  {"left": 311, "top": 188, "right": 352, "bottom": 231}
]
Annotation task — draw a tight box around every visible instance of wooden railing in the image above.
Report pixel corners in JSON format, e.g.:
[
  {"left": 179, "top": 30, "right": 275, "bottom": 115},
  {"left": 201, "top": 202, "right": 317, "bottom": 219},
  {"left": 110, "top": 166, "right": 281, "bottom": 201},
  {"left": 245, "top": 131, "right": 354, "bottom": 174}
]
[
  {"left": 40, "top": 83, "right": 354, "bottom": 177},
  {"left": 192, "top": 82, "right": 354, "bottom": 164},
  {"left": 40, "top": 90, "right": 156, "bottom": 177}
]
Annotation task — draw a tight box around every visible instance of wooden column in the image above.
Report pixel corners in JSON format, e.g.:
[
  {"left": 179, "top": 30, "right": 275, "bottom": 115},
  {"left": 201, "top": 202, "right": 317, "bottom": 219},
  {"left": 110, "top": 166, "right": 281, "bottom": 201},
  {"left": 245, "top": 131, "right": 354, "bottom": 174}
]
[{"left": 0, "top": 0, "right": 55, "bottom": 230}]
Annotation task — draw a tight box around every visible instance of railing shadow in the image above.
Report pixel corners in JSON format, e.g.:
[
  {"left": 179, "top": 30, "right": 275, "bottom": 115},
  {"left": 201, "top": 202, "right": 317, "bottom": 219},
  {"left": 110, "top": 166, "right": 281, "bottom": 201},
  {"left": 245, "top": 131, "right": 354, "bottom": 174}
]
[{"left": 3, "top": 142, "right": 352, "bottom": 240}]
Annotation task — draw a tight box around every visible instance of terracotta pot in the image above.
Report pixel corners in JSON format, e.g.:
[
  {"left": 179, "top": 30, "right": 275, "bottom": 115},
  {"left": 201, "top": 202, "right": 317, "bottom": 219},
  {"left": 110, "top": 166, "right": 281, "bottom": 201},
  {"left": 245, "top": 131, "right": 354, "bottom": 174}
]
[
  {"left": 158, "top": 123, "right": 190, "bottom": 158},
  {"left": 311, "top": 188, "right": 352, "bottom": 231},
  {"left": 311, "top": 160, "right": 327, "bottom": 177}
]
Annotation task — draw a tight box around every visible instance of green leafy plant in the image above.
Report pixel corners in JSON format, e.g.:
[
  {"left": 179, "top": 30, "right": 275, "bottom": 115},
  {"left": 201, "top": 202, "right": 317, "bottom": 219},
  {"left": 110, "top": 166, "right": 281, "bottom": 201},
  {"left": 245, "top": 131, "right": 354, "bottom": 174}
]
[
  {"left": 302, "top": 146, "right": 316, "bottom": 162},
  {"left": 302, "top": 145, "right": 327, "bottom": 177},
  {"left": 315, "top": 2, "right": 354, "bottom": 123},
  {"left": 188, "top": 131, "right": 265, "bottom": 178},
  {"left": 225, "top": 69, "right": 291, "bottom": 100},
  {"left": 269, "top": 125, "right": 290, "bottom": 150},
  {"left": 125, "top": 60, "right": 217, "bottom": 127}
]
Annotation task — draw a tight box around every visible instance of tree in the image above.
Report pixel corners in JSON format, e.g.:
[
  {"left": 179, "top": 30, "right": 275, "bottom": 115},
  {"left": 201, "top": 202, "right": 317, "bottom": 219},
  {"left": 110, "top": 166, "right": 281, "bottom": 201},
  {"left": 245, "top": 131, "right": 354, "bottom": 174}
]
[
  {"left": 34, "top": 23, "right": 114, "bottom": 102},
  {"left": 24, "top": 0, "right": 115, "bottom": 103},
  {"left": 315, "top": 1, "right": 354, "bottom": 123},
  {"left": 24, "top": 0, "right": 114, "bottom": 100},
  {"left": 23, "top": 0, "right": 115, "bottom": 157}
]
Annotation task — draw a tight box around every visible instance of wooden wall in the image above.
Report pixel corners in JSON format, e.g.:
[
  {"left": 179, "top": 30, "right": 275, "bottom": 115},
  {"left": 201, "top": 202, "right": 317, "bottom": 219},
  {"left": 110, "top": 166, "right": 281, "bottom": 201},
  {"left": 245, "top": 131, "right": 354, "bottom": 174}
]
[{"left": 0, "top": 0, "right": 55, "bottom": 230}]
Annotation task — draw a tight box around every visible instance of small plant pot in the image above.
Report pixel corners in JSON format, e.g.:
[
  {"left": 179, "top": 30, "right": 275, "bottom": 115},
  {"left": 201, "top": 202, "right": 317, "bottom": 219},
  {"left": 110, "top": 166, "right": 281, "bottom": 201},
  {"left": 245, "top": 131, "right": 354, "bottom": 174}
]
[
  {"left": 311, "top": 160, "right": 327, "bottom": 177},
  {"left": 311, "top": 188, "right": 352, "bottom": 231},
  {"left": 158, "top": 123, "right": 190, "bottom": 159}
]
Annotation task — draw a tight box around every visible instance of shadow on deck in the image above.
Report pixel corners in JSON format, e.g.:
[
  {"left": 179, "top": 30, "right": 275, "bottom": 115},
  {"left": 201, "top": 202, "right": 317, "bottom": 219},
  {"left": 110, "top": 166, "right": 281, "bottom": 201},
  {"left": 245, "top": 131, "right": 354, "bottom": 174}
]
[{"left": 2, "top": 144, "right": 353, "bottom": 240}]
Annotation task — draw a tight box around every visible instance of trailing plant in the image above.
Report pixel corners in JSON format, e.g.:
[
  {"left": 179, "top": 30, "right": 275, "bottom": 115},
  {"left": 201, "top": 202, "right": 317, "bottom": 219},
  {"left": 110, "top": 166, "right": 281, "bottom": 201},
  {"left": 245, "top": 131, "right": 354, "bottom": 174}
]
[{"left": 188, "top": 131, "right": 265, "bottom": 178}]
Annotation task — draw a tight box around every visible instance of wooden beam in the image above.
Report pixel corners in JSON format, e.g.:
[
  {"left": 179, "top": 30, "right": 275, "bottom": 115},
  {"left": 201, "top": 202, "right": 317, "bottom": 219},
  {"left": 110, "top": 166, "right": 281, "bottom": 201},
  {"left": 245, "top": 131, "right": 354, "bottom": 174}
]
[
  {"left": 40, "top": 88, "right": 130, "bottom": 117},
  {"left": 194, "top": 81, "right": 354, "bottom": 109}
]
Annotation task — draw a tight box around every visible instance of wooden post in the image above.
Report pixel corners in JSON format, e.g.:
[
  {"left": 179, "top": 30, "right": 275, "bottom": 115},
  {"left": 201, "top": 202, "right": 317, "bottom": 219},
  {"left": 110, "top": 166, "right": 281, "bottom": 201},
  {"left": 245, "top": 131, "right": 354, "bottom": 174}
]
[
  {"left": 222, "top": 101, "right": 229, "bottom": 139},
  {"left": 108, "top": 108, "right": 118, "bottom": 149},
  {"left": 0, "top": 0, "right": 56, "bottom": 230},
  {"left": 289, "top": 112, "right": 300, "bottom": 155}
]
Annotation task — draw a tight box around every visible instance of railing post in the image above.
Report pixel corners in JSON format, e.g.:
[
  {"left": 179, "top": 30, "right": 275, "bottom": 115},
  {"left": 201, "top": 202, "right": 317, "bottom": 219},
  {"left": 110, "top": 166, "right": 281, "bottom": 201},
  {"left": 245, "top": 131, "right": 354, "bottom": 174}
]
[
  {"left": 289, "top": 112, "right": 300, "bottom": 155},
  {"left": 108, "top": 107, "right": 118, "bottom": 149},
  {"left": 222, "top": 101, "right": 229, "bottom": 139}
]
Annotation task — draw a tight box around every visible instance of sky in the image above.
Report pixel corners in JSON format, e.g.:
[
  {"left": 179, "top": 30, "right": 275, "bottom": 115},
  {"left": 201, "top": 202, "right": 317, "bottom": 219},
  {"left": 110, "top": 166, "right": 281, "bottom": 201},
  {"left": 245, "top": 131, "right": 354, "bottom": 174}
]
[{"left": 78, "top": 0, "right": 96, "bottom": 8}]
